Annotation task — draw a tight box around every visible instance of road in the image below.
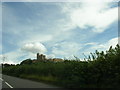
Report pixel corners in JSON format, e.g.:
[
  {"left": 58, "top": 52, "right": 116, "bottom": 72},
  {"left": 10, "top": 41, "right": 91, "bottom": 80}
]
[{"left": 1, "top": 74, "right": 60, "bottom": 88}]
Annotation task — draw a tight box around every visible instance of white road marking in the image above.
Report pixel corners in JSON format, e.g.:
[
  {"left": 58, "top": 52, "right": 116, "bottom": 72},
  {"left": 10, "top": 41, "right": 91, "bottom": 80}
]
[
  {"left": 5, "top": 82, "right": 13, "bottom": 88},
  {"left": 0, "top": 78, "right": 3, "bottom": 81}
]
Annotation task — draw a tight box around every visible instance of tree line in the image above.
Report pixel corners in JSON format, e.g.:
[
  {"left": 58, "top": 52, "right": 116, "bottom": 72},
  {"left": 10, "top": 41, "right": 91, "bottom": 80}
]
[{"left": 2, "top": 44, "right": 120, "bottom": 88}]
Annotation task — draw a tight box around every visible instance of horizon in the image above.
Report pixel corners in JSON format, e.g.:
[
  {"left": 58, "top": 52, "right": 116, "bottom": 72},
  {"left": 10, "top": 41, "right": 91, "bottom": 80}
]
[{"left": 0, "top": 1, "right": 119, "bottom": 64}]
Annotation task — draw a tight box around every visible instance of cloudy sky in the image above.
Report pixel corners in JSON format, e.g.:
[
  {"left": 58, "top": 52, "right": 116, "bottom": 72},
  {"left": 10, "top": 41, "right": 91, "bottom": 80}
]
[{"left": 0, "top": 0, "right": 119, "bottom": 64}]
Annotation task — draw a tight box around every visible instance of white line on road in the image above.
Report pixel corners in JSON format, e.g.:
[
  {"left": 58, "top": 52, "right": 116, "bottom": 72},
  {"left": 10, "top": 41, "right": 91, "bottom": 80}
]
[
  {"left": 0, "top": 78, "right": 3, "bottom": 81},
  {"left": 5, "top": 82, "right": 13, "bottom": 88}
]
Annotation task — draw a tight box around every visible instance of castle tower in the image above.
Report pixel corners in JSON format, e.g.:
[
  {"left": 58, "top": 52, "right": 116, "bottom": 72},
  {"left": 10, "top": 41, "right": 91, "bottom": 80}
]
[
  {"left": 40, "top": 54, "right": 46, "bottom": 61},
  {"left": 37, "top": 53, "right": 40, "bottom": 60},
  {"left": 37, "top": 53, "right": 46, "bottom": 61}
]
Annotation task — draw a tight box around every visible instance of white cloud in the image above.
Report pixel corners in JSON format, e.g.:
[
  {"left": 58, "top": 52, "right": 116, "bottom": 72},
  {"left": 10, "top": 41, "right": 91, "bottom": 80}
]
[
  {"left": 1, "top": 50, "right": 23, "bottom": 64},
  {"left": 21, "top": 42, "right": 47, "bottom": 54},
  {"left": 3, "top": 61, "right": 16, "bottom": 64},
  {"left": 79, "top": 37, "right": 118, "bottom": 59},
  {"left": 2, "top": 2, "right": 118, "bottom": 63},
  {"left": 0, "top": 49, "right": 38, "bottom": 64},
  {"left": 52, "top": 42, "right": 82, "bottom": 58},
  {"left": 60, "top": 2, "right": 118, "bottom": 33},
  {"left": 0, "top": 44, "right": 2, "bottom": 54},
  {"left": 87, "top": 37, "right": 118, "bottom": 52},
  {"left": 0, "top": 55, "right": 3, "bottom": 58},
  {"left": 0, "top": 55, "right": 4, "bottom": 63},
  {"left": 19, "top": 34, "right": 53, "bottom": 47},
  {"left": 2, "top": 3, "right": 74, "bottom": 47},
  {"left": 84, "top": 42, "right": 97, "bottom": 46},
  {"left": 0, "top": 55, "right": 7, "bottom": 64},
  {"left": 107, "top": 37, "right": 118, "bottom": 48},
  {"left": 46, "top": 54, "right": 55, "bottom": 59}
]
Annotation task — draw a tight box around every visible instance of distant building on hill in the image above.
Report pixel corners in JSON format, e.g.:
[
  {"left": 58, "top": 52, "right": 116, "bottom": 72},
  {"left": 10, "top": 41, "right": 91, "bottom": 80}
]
[
  {"left": 52, "top": 58, "right": 63, "bottom": 62},
  {"left": 31, "top": 53, "right": 63, "bottom": 63},
  {"left": 21, "top": 53, "right": 63, "bottom": 64},
  {"left": 37, "top": 53, "right": 46, "bottom": 61}
]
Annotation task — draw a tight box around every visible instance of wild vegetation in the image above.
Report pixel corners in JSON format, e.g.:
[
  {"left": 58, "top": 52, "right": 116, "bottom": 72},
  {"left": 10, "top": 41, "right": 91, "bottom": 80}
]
[{"left": 2, "top": 44, "right": 120, "bottom": 88}]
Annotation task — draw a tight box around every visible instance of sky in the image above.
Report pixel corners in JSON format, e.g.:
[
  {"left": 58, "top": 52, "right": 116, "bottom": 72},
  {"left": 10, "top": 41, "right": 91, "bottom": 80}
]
[{"left": 0, "top": 0, "right": 119, "bottom": 64}]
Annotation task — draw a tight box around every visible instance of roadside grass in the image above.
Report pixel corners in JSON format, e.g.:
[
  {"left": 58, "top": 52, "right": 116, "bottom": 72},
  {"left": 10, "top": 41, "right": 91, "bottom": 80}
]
[{"left": 19, "top": 74, "right": 61, "bottom": 87}]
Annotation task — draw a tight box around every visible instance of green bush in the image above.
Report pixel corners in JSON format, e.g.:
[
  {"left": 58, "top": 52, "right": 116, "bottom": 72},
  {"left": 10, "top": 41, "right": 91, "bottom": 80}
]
[{"left": 2, "top": 44, "right": 120, "bottom": 88}]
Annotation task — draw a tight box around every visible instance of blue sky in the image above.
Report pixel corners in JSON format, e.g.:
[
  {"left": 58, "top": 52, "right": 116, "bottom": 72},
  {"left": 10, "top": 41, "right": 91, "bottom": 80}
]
[{"left": 0, "top": 1, "right": 119, "bottom": 64}]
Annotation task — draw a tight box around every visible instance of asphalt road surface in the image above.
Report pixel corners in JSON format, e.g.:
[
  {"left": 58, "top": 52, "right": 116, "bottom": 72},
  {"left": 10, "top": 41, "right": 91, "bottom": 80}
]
[{"left": 1, "top": 74, "right": 60, "bottom": 88}]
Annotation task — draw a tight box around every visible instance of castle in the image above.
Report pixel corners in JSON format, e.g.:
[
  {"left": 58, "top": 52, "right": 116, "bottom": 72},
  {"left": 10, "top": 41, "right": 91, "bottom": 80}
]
[
  {"left": 37, "top": 53, "right": 46, "bottom": 61},
  {"left": 35, "top": 53, "right": 63, "bottom": 62}
]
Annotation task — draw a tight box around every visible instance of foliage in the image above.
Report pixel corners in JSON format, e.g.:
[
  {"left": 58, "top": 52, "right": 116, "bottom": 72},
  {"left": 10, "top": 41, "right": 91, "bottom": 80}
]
[
  {"left": 2, "top": 44, "right": 120, "bottom": 88},
  {"left": 20, "top": 58, "right": 32, "bottom": 65}
]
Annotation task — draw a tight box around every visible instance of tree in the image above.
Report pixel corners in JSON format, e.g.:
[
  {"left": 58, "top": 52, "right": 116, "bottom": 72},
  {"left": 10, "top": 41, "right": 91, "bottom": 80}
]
[{"left": 20, "top": 59, "right": 32, "bottom": 65}]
